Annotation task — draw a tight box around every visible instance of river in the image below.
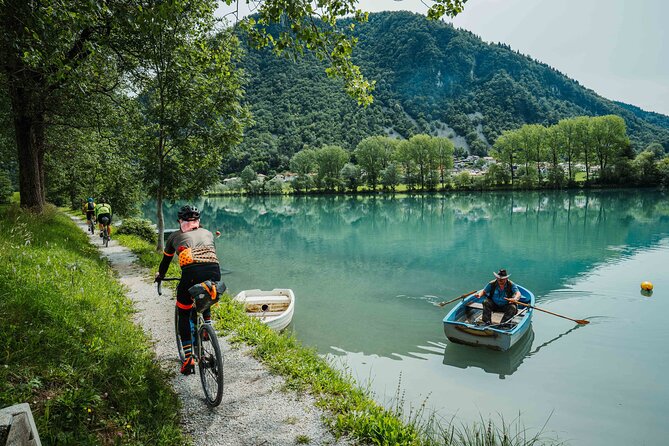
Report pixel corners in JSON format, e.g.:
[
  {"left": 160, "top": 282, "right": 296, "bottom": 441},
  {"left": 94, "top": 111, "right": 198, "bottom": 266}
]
[{"left": 144, "top": 189, "right": 669, "bottom": 446}]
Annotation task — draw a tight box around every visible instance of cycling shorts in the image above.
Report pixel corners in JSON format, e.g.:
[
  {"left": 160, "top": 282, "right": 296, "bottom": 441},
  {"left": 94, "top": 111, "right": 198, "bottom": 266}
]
[
  {"left": 98, "top": 213, "right": 112, "bottom": 225},
  {"left": 176, "top": 263, "right": 221, "bottom": 310}
]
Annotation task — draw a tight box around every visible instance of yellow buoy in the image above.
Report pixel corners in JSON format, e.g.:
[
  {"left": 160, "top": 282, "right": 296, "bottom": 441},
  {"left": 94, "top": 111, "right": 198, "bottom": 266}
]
[{"left": 641, "top": 281, "right": 653, "bottom": 291}]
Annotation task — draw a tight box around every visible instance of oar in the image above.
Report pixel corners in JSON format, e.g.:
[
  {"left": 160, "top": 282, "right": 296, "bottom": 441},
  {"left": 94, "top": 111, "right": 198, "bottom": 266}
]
[
  {"left": 513, "top": 300, "right": 589, "bottom": 325},
  {"left": 435, "top": 290, "right": 479, "bottom": 307}
]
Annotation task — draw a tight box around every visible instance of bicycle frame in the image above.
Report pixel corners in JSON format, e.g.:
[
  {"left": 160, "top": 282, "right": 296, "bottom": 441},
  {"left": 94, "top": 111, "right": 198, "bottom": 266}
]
[{"left": 157, "top": 277, "right": 224, "bottom": 407}]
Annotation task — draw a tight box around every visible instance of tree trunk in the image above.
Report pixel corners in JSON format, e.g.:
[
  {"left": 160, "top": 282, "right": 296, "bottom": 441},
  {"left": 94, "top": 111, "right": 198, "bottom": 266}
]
[
  {"left": 156, "top": 148, "right": 165, "bottom": 252},
  {"left": 35, "top": 119, "right": 46, "bottom": 204},
  {"left": 156, "top": 186, "right": 165, "bottom": 252},
  {"left": 509, "top": 154, "right": 514, "bottom": 186},
  {"left": 14, "top": 115, "right": 44, "bottom": 212},
  {"left": 8, "top": 77, "right": 47, "bottom": 212}
]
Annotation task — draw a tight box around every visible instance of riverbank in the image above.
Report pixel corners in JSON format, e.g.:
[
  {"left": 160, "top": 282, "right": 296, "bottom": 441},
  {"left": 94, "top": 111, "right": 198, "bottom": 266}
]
[
  {"left": 71, "top": 213, "right": 353, "bottom": 446},
  {"left": 115, "top": 213, "right": 564, "bottom": 445},
  {"left": 0, "top": 204, "right": 185, "bottom": 444},
  {"left": 1, "top": 203, "right": 562, "bottom": 445}
]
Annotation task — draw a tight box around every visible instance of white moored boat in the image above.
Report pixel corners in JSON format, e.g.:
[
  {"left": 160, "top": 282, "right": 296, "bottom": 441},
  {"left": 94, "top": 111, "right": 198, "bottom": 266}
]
[{"left": 233, "top": 288, "right": 295, "bottom": 332}]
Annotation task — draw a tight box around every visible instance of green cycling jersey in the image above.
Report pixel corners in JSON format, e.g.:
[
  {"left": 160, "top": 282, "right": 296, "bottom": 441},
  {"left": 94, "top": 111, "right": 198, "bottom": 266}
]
[{"left": 94, "top": 203, "right": 112, "bottom": 219}]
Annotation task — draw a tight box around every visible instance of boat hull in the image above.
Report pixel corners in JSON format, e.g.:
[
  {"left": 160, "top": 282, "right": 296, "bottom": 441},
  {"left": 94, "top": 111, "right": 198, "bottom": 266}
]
[{"left": 442, "top": 285, "right": 535, "bottom": 351}]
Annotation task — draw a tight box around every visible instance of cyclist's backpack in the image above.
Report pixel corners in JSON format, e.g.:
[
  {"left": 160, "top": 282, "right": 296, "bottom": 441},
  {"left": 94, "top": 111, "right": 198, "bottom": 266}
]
[
  {"left": 188, "top": 280, "right": 226, "bottom": 312},
  {"left": 87, "top": 202, "right": 95, "bottom": 211}
]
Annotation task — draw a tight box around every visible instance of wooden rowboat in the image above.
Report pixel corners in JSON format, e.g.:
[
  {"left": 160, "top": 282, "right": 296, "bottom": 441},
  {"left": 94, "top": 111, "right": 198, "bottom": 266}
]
[
  {"left": 442, "top": 285, "right": 535, "bottom": 351},
  {"left": 233, "top": 288, "right": 295, "bottom": 332}
]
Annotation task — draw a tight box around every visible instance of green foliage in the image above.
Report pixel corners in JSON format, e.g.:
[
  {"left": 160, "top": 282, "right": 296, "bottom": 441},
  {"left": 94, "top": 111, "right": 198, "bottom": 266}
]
[
  {"left": 229, "top": 11, "right": 669, "bottom": 176},
  {"left": 483, "top": 163, "right": 511, "bottom": 187},
  {"left": 239, "top": 1, "right": 381, "bottom": 106},
  {"left": 381, "top": 162, "right": 401, "bottom": 192},
  {"left": 487, "top": 115, "right": 643, "bottom": 188},
  {"left": 117, "top": 218, "right": 157, "bottom": 244},
  {"left": 314, "top": 145, "right": 350, "bottom": 192},
  {"left": 658, "top": 157, "right": 669, "bottom": 187},
  {"left": 265, "top": 177, "right": 285, "bottom": 195},
  {"left": 354, "top": 136, "right": 395, "bottom": 190},
  {"left": 0, "top": 207, "right": 184, "bottom": 444},
  {"left": 0, "top": 170, "right": 12, "bottom": 204},
  {"left": 0, "top": 0, "right": 158, "bottom": 211},
  {"left": 453, "top": 171, "right": 477, "bottom": 190},
  {"left": 290, "top": 174, "right": 315, "bottom": 194},
  {"left": 632, "top": 150, "right": 660, "bottom": 185},
  {"left": 241, "top": 165, "right": 258, "bottom": 189},
  {"left": 295, "top": 434, "right": 311, "bottom": 444},
  {"left": 43, "top": 112, "right": 145, "bottom": 217},
  {"left": 516, "top": 167, "right": 540, "bottom": 189},
  {"left": 645, "top": 142, "right": 665, "bottom": 157},
  {"left": 340, "top": 162, "right": 361, "bottom": 192}
]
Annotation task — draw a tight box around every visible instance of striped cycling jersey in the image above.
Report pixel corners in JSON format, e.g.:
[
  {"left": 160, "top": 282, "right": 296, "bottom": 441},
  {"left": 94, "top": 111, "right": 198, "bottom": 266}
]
[{"left": 163, "top": 227, "right": 218, "bottom": 268}]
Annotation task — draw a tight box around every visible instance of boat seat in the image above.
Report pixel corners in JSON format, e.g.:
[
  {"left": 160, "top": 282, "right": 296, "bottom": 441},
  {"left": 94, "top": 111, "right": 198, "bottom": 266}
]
[
  {"left": 467, "top": 305, "right": 528, "bottom": 325},
  {"left": 249, "top": 311, "right": 284, "bottom": 317},
  {"left": 245, "top": 302, "right": 289, "bottom": 312},
  {"left": 466, "top": 301, "right": 531, "bottom": 311},
  {"left": 246, "top": 295, "right": 290, "bottom": 303}
]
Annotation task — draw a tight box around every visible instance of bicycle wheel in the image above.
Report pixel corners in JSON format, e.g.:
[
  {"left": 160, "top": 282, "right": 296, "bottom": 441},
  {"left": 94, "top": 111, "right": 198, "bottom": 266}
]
[
  {"left": 103, "top": 228, "right": 109, "bottom": 247},
  {"left": 197, "top": 324, "right": 224, "bottom": 407},
  {"left": 174, "top": 306, "right": 186, "bottom": 362}
]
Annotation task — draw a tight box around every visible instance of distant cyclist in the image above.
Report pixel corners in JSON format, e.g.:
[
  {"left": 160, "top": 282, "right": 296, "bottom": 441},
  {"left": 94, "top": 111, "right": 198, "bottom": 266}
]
[
  {"left": 94, "top": 198, "right": 113, "bottom": 239},
  {"left": 82, "top": 197, "right": 96, "bottom": 226},
  {"left": 154, "top": 205, "right": 221, "bottom": 375}
]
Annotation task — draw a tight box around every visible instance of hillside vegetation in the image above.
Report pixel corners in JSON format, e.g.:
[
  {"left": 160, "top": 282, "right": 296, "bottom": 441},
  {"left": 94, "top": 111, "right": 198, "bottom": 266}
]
[{"left": 226, "top": 11, "right": 669, "bottom": 174}]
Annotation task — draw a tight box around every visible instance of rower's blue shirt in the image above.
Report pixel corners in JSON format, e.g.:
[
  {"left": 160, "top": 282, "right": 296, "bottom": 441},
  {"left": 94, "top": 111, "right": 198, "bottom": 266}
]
[{"left": 483, "top": 281, "right": 519, "bottom": 306}]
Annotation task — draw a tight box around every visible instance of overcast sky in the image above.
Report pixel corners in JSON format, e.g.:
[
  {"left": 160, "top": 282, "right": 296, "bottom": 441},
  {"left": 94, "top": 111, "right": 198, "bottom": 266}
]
[{"left": 218, "top": 0, "right": 669, "bottom": 116}]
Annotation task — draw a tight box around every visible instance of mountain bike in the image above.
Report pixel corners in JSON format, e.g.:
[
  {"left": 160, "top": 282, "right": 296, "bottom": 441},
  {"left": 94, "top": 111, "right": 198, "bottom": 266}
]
[
  {"left": 99, "top": 216, "right": 110, "bottom": 247},
  {"left": 157, "top": 277, "right": 225, "bottom": 407}
]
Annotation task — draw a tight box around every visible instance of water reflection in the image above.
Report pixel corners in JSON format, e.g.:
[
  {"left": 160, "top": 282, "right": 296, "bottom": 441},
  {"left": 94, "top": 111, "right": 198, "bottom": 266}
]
[
  {"left": 144, "top": 189, "right": 669, "bottom": 358},
  {"left": 527, "top": 324, "right": 583, "bottom": 356},
  {"left": 441, "top": 321, "right": 590, "bottom": 379},
  {"left": 442, "top": 328, "right": 535, "bottom": 379}
]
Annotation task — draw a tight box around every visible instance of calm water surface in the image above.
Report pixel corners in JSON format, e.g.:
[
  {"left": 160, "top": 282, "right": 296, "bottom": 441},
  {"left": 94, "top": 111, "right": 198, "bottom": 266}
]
[{"left": 146, "top": 190, "right": 669, "bottom": 446}]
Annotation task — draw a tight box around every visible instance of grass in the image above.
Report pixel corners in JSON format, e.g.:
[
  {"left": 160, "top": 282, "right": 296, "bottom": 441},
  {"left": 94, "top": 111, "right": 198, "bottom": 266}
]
[
  {"left": 0, "top": 204, "right": 187, "bottom": 445},
  {"left": 114, "top": 232, "right": 564, "bottom": 446},
  {"left": 295, "top": 434, "right": 311, "bottom": 444},
  {"left": 573, "top": 172, "right": 586, "bottom": 182}
]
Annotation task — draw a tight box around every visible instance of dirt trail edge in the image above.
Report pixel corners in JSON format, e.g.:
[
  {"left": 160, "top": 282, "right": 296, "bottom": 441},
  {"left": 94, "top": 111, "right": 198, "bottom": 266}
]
[{"left": 72, "top": 217, "right": 350, "bottom": 446}]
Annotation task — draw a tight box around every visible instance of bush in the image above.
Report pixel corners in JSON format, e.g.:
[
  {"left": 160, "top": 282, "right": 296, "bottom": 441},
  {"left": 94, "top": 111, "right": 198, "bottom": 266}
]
[
  {"left": 116, "top": 217, "right": 157, "bottom": 243},
  {"left": 0, "top": 170, "right": 13, "bottom": 204}
]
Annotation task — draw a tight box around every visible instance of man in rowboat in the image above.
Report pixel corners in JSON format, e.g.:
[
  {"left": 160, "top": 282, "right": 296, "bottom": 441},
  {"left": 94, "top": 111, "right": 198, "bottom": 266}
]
[{"left": 474, "top": 269, "right": 521, "bottom": 326}]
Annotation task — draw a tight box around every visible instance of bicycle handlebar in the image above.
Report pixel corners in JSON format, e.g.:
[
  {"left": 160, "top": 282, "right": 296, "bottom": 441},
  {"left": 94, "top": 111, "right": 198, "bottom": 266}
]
[{"left": 156, "top": 277, "right": 180, "bottom": 296}]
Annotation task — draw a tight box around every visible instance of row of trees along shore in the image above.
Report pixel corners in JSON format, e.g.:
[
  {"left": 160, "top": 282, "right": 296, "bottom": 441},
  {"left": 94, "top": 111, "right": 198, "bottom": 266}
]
[
  {"left": 2, "top": 0, "right": 470, "bottom": 251},
  {"left": 220, "top": 115, "right": 669, "bottom": 195}
]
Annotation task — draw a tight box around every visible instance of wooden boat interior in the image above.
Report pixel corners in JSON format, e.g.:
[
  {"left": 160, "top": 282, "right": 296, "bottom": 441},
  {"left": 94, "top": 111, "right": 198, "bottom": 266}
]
[
  {"left": 243, "top": 295, "right": 291, "bottom": 314},
  {"left": 463, "top": 303, "right": 529, "bottom": 327}
]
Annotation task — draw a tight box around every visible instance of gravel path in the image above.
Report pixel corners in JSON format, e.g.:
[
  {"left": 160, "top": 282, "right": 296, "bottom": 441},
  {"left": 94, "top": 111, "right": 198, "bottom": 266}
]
[{"left": 72, "top": 217, "right": 351, "bottom": 446}]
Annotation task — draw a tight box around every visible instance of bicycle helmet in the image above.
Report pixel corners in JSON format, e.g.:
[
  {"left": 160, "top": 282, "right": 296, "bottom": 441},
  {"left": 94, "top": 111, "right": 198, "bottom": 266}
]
[
  {"left": 178, "top": 205, "right": 200, "bottom": 221},
  {"left": 87, "top": 197, "right": 94, "bottom": 202}
]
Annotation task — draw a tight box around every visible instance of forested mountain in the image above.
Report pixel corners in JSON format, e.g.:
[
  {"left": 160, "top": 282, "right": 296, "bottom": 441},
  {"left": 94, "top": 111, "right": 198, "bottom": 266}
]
[{"left": 225, "top": 11, "right": 669, "bottom": 174}]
